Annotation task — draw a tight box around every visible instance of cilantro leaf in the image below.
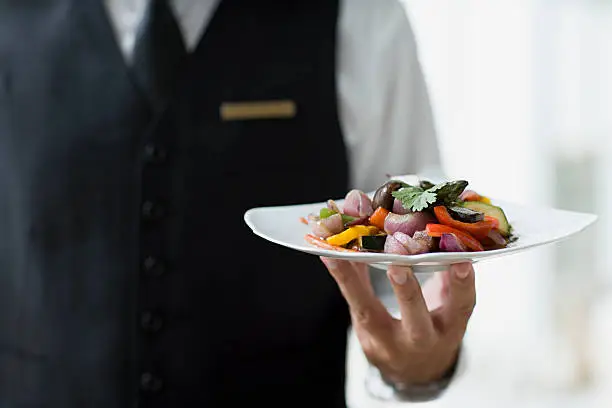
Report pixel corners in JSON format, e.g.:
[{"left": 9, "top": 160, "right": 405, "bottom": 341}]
[
  {"left": 391, "top": 180, "right": 469, "bottom": 212},
  {"left": 392, "top": 186, "right": 437, "bottom": 212},
  {"left": 428, "top": 180, "right": 468, "bottom": 204}
]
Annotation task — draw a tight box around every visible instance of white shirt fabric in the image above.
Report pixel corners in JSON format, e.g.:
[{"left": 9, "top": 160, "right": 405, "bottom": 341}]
[
  {"left": 103, "top": 0, "right": 448, "bottom": 403},
  {"left": 103, "top": 0, "right": 442, "bottom": 193}
]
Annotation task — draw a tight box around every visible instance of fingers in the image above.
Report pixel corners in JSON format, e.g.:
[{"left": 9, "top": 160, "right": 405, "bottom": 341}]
[
  {"left": 421, "top": 272, "right": 449, "bottom": 312},
  {"left": 321, "top": 257, "right": 391, "bottom": 331},
  {"left": 443, "top": 263, "right": 476, "bottom": 335},
  {"left": 387, "top": 266, "right": 436, "bottom": 346}
]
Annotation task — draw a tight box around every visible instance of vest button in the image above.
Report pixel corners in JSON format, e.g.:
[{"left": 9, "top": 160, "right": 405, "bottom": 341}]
[
  {"left": 140, "top": 372, "right": 163, "bottom": 392},
  {"left": 143, "top": 144, "right": 167, "bottom": 164},
  {"left": 142, "top": 256, "right": 165, "bottom": 277},
  {"left": 141, "top": 201, "right": 164, "bottom": 220},
  {"left": 140, "top": 311, "right": 163, "bottom": 333}
]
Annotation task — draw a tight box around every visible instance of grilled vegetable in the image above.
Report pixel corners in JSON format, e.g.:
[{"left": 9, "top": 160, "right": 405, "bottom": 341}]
[
  {"left": 439, "top": 233, "right": 468, "bottom": 252},
  {"left": 369, "top": 207, "right": 390, "bottom": 230},
  {"left": 343, "top": 190, "right": 374, "bottom": 218},
  {"left": 384, "top": 235, "right": 410, "bottom": 255},
  {"left": 425, "top": 224, "right": 484, "bottom": 252},
  {"left": 326, "top": 225, "right": 378, "bottom": 247},
  {"left": 384, "top": 212, "right": 436, "bottom": 237},
  {"left": 461, "top": 201, "right": 511, "bottom": 237},
  {"left": 448, "top": 206, "right": 484, "bottom": 223},
  {"left": 303, "top": 178, "right": 516, "bottom": 255},
  {"left": 433, "top": 206, "right": 496, "bottom": 240},
  {"left": 392, "top": 231, "right": 434, "bottom": 255},
  {"left": 359, "top": 235, "right": 387, "bottom": 251},
  {"left": 372, "top": 181, "right": 404, "bottom": 211},
  {"left": 319, "top": 207, "right": 357, "bottom": 226},
  {"left": 460, "top": 190, "right": 492, "bottom": 204},
  {"left": 392, "top": 198, "right": 411, "bottom": 215}
]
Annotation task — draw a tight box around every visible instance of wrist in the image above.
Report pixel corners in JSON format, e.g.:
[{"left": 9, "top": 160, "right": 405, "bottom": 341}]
[
  {"left": 379, "top": 344, "right": 460, "bottom": 387},
  {"left": 366, "top": 346, "right": 463, "bottom": 402}
]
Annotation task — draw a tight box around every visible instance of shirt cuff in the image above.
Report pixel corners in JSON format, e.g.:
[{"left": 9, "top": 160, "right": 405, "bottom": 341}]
[{"left": 364, "top": 346, "right": 465, "bottom": 402}]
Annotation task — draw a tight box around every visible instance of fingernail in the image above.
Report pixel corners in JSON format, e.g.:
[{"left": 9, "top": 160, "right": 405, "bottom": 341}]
[
  {"left": 321, "top": 257, "right": 338, "bottom": 270},
  {"left": 454, "top": 263, "right": 471, "bottom": 279},
  {"left": 388, "top": 267, "right": 408, "bottom": 285}
]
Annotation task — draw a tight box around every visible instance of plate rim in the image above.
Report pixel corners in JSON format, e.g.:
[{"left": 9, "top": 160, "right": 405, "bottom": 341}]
[{"left": 243, "top": 196, "right": 598, "bottom": 267}]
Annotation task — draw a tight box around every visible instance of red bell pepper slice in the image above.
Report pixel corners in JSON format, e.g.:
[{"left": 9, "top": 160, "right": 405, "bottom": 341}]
[
  {"left": 459, "top": 190, "right": 483, "bottom": 202},
  {"left": 433, "top": 206, "right": 496, "bottom": 240},
  {"left": 484, "top": 215, "right": 500, "bottom": 230},
  {"left": 425, "top": 224, "right": 484, "bottom": 252}
]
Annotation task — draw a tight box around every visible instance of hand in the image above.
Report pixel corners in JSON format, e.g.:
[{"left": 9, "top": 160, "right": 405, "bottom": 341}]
[{"left": 321, "top": 258, "right": 476, "bottom": 386}]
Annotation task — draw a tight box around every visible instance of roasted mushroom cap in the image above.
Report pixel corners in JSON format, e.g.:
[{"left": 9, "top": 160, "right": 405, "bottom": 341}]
[{"left": 372, "top": 181, "right": 403, "bottom": 211}]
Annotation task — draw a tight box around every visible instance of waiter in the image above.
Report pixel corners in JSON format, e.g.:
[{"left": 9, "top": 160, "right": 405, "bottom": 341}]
[{"left": 0, "top": 0, "right": 476, "bottom": 407}]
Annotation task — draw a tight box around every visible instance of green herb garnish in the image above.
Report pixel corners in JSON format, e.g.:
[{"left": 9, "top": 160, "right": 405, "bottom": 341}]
[
  {"left": 392, "top": 185, "right": 437, "bottom": 212},
  {"left": 319, "top": 207, "right": 356, "bottom": 225},
  {"left": 391, "top": 180, "right": 468, "bottom": 212}
]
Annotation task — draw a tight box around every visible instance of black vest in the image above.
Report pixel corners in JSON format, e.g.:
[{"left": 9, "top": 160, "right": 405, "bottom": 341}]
[{"left": 0, "top": 1, "right": 351, "bottom": 406}]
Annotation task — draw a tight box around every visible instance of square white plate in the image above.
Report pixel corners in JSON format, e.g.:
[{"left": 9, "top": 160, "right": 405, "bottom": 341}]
[{"left": 244, "top": 193, "right": 597, "bottom": 273}]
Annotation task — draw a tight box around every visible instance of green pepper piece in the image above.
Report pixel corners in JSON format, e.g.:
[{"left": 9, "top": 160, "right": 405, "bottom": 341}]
[
  {"left": 341, "top": 214, "right": 356, "bottom": 224},
  {"left": 320, "top": 208, "right": 337, "bottom": 219}
]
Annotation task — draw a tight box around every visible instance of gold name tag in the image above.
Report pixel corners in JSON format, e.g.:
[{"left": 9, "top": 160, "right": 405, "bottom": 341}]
[{"left": 219, "top": 100, "right": 297, "bottom": 121}]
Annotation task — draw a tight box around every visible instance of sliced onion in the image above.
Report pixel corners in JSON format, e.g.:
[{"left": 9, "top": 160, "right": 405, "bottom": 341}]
[
  {"left": 413, "top": 230, "right": 435, "bottom": 251},
  {"left": 307, "top": 213, "right": 319, "bottom": 223},
  {"left": 439, "top": 233, "right": 468, "bottom": 252},
  {"left": 327, "top": 199, "right": 340, "bottom": 213},
  {"left": 343, "top": 189, "right": 374, "bottom": 218},
  {"left": 384, "top": 212, "right": 436, "bottom": 237},
  {"left": 308, "top": 215, "right": 333, "bottom": 239},
  {"left": 392, "top": 198, "right": 411, "bottom": 215},
  {"left": 319, "top": 213, "right": 344, "bottom": 235},
  {"left": 487, "top": 229, "right": 507, "bottom": 247},
  {"left": 393, "top": 232, "right": 432, "bottom": 255},
  {"left": 392, "top": 231, "right": 412, "bottom": 248},
  {"left": 384, "top": 235, "right": 410, "bottom": 255},
  {"left": 309, "top": 222, "right": 332, "bottom": 239},
  {"left": 345, "top": 216, "right": 369, "bottom": 227}
]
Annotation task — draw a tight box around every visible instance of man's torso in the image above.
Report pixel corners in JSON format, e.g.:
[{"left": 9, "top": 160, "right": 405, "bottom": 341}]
[{"left": 0, "top": 1, "right": 351, "bottom": 406}]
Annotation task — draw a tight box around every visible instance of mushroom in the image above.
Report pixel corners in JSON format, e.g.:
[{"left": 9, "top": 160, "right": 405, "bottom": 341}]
[{"left": 372, "top": 181, "right": 404, "bottom": 211}]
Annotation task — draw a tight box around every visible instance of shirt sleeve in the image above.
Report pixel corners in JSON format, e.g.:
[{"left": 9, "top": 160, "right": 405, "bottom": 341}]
[
  {"left": 337, "top": 0, "right": 445, "bottom": 194},
  {"left": 363, "top": 347, "right": 466, "bottom": 402}
]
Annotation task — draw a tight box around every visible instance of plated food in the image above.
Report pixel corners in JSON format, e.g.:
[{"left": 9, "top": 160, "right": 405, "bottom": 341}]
[{"left": 303, "top": 179, "right": 514, "bottom": 255}]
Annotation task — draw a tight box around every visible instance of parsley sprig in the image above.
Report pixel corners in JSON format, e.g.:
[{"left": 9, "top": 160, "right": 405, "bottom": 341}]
[{"left": 391, "top": 180, "right": 468, "bottom": 212}]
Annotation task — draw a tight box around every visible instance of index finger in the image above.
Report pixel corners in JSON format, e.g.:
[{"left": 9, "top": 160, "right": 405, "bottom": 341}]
[
  {"left": 321, "top": 257, "right": 391, "bottom": 331},
  {"left": 387, "top": 266, "right": 436, "bottom": 345}
]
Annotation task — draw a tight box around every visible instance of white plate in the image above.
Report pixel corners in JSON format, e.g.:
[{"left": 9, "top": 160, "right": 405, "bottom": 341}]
[{"left": 244, "top": 193, "right": 597, "bottom": 273}]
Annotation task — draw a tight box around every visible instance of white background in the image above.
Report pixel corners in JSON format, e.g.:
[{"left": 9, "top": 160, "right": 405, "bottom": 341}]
[{"left": 346, "top": 1, "right": 612, "bottom": 406}]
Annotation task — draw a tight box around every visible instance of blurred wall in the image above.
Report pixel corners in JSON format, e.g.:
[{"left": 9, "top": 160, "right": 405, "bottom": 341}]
[{"left": 346, "top": 1, "right": 612, "bottom": 407}]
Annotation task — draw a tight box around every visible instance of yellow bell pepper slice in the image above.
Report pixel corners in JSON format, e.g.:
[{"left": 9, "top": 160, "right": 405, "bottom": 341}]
[
  {"left": 480, "top": 196, "right": 492, "bottom": 205},
  {"left": 326, "top": 226, "right": 379, "bottom": 247}
]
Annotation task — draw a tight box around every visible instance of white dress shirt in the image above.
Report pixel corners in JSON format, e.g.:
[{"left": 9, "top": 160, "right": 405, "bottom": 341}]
[
  {"left": 103, "top": 0, "right": 448, "bottom": 403},
  {"left": 103, "top": 0, "right": 442, "bottom": 194}
]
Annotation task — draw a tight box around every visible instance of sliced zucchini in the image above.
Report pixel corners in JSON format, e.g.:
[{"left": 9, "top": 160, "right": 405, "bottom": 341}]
[
  {"left": 461, "top": 201, "right": 511, "bottom": 237},
  {"left": 359, "top": 235, "right": 387, "bottom": 251}
]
